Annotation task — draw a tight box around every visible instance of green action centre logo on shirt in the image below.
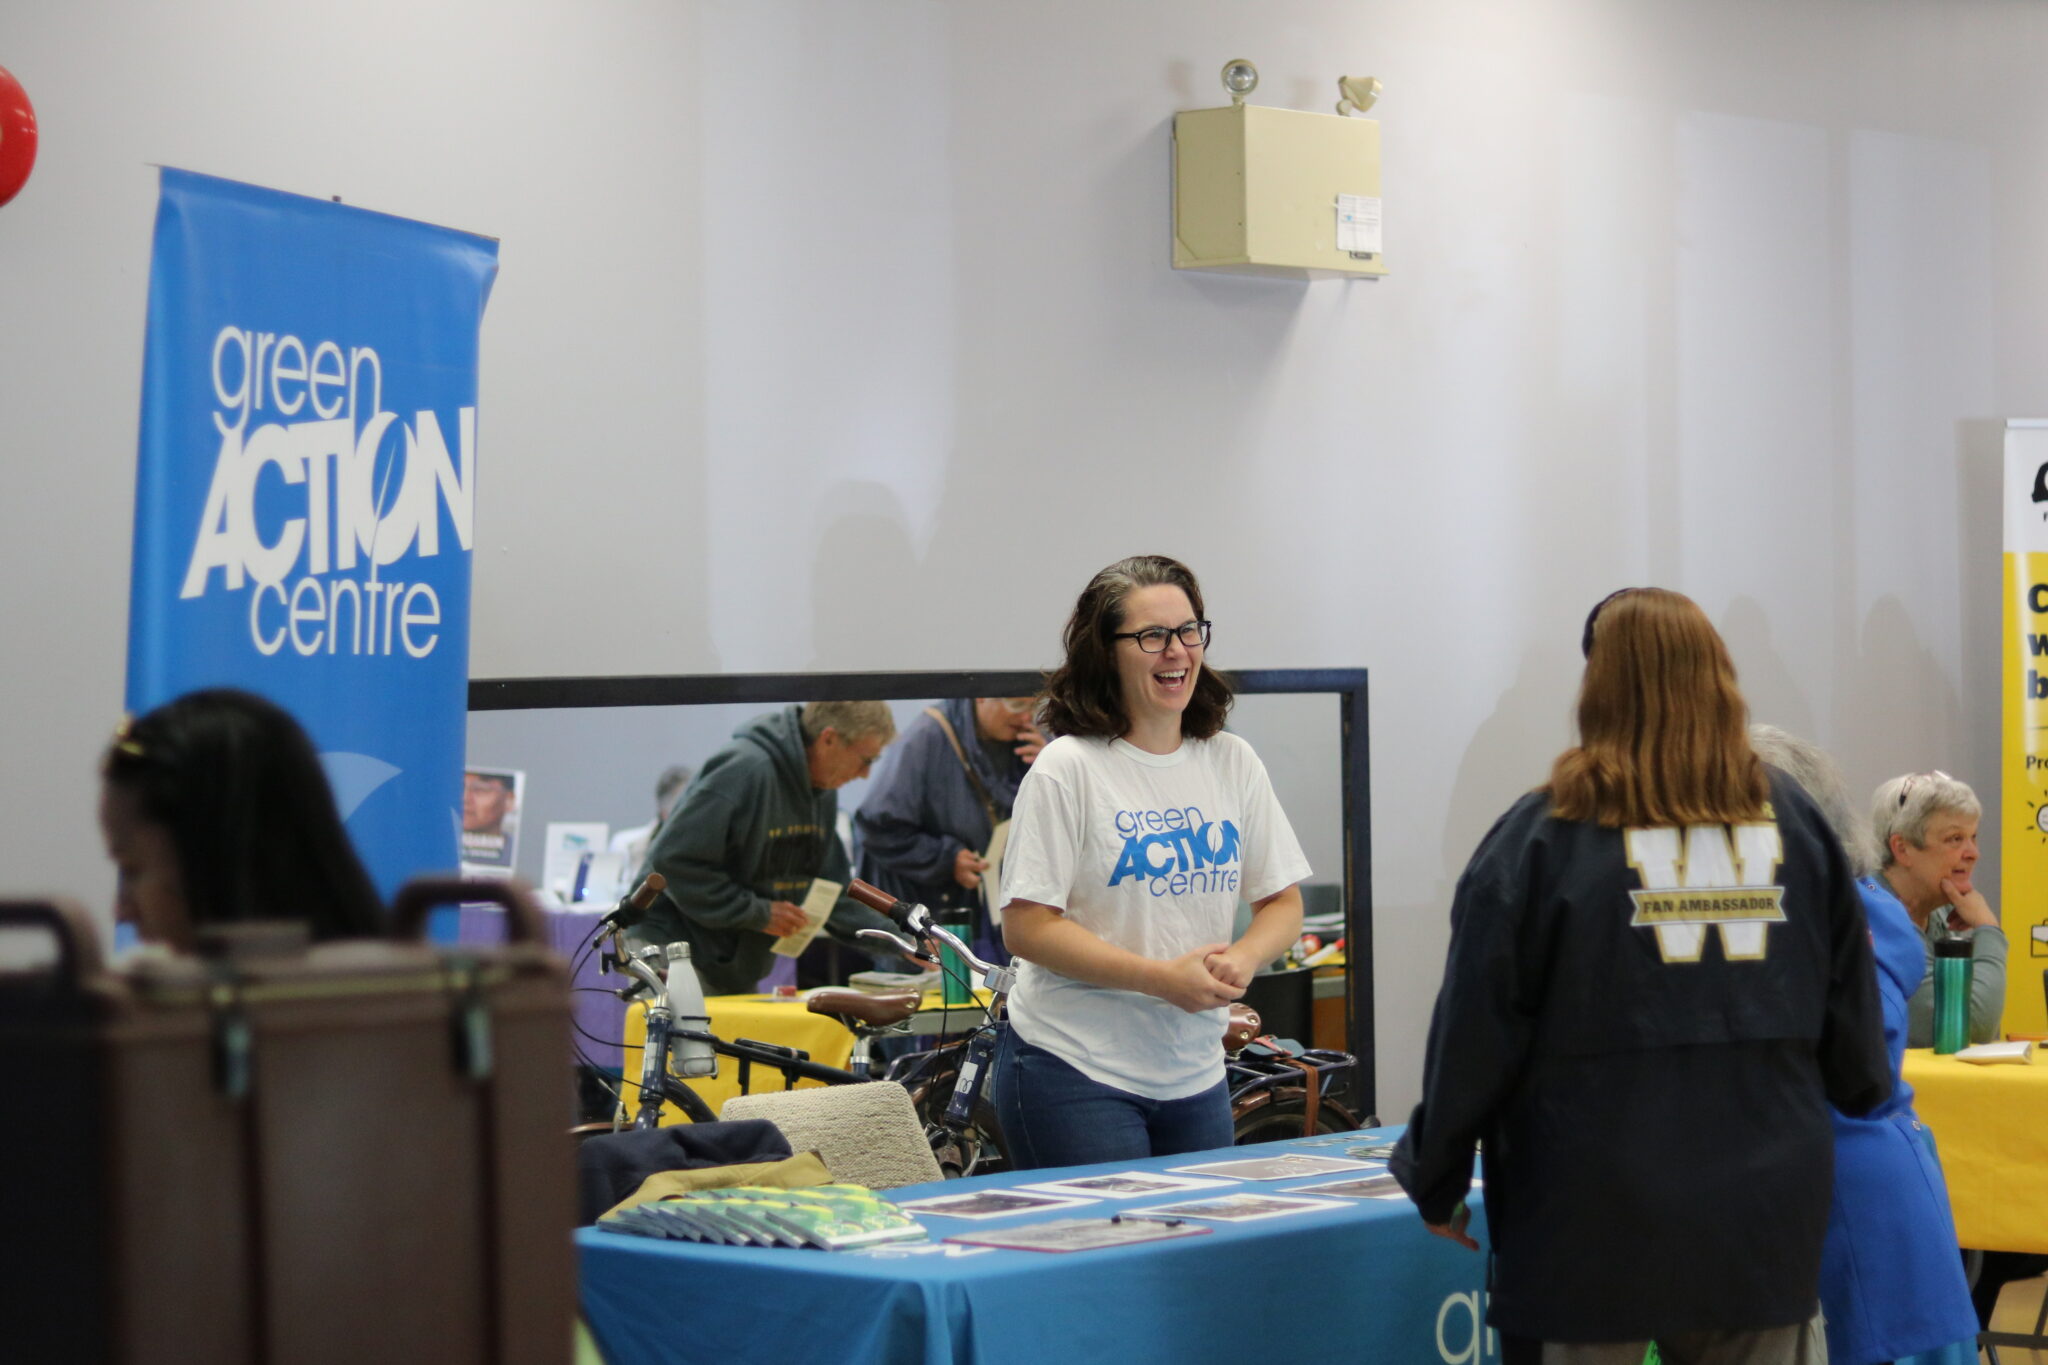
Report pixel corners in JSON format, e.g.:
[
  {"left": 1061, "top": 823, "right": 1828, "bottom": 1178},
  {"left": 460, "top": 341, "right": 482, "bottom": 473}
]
[{"left": 1107, "top": 805, "right": 1244, "bottom": 897}]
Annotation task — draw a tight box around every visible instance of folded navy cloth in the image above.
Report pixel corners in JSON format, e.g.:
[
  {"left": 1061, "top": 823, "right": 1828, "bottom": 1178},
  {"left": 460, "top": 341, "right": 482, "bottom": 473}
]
[{"left": 575, "top": 1120, "right": 794, "bottom": 1225}]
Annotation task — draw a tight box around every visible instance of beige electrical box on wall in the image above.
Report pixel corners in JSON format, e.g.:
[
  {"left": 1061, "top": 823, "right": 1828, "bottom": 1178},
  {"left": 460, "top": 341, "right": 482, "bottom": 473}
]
[{"left": 1173, "top": 103, "right": 1384, "bottom": 280}]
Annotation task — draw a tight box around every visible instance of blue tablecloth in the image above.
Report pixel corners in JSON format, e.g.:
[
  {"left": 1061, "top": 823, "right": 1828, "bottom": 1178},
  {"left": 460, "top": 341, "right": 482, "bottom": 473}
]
[{"left": 578, "top": 1128, "right": 1491, "bottom": 1365}]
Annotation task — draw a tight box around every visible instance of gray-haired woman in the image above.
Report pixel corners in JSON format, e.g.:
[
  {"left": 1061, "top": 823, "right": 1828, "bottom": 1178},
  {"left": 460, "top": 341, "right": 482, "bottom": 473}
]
[
  {"left": 1869, "top": 771, "right": 2007, "bottom": 1046},
  {"left": 1751, "top": 727, "right": 1978, "bottom": 1365}
]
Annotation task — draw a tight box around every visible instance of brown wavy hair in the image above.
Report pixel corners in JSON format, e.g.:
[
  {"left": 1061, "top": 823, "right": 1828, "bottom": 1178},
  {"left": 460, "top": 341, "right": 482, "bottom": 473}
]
[
  {"left": 1039, "top": 555, "right": 1233, "bottom": 741},
  {"left": 1548, "top": 587, "right": 1767, "bottom": 827}
]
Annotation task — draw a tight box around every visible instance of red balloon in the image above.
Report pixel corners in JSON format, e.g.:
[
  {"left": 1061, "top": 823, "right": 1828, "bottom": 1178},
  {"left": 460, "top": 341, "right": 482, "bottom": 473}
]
[{"left": 0, "top": 64, "right": 39, "bottom": 208}]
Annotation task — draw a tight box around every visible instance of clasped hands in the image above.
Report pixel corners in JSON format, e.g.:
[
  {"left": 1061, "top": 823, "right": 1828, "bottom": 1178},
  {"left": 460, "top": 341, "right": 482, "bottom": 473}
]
[{"left": 1152, "top": 941, "right": 1258, "bottom": 1013}]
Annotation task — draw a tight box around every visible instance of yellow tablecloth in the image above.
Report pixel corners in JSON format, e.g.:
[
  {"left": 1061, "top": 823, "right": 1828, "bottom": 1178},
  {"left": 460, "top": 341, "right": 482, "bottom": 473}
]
[
  {"left": 622, "top": 990, "right": 992, "bottom": 1122},
  {"left": 1901, "top": 1048, "right": 2048, "bottom": 1254},
  {"left": 623, "top": 995, "right": 856, "bottom": 1122}
]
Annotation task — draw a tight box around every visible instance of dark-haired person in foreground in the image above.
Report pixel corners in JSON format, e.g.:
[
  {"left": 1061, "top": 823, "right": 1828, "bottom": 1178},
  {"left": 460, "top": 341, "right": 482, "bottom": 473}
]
[
  {"left": 1391, "top": 589, "right": 1890, "bottom": 1365},
  {"left": 99, "top": 688, "right": 385, "bottom": 949},
  {"left": 991, "top": 554, "right": 1310, "bottom": 1167}
]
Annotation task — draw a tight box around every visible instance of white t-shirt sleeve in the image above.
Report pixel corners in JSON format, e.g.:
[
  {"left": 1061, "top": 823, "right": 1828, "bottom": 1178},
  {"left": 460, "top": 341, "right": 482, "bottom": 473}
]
[{"left": 999, "top": 742, "right": 1086, "bottom": 912}]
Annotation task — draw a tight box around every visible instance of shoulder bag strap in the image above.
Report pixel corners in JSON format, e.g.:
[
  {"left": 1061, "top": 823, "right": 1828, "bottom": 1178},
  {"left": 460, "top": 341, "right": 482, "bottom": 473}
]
[{"left": 923, "top": 706, "right": 999, "bottom": 830}]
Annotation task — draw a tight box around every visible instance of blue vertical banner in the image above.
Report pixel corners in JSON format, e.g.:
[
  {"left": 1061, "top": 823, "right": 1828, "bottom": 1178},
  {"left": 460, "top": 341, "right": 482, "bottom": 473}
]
[{"left": 127, "top": 168, "right": 499, "bottom": 901}]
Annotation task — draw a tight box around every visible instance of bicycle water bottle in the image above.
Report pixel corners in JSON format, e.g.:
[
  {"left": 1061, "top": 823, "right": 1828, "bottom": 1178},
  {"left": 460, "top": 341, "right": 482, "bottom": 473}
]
[
  {"left": 939, "top": 915, "right": 974, "bottom": 1006},
  {"left": 1932, "top": 938, "right": 1972, "bottom": 1055},
  {"left": 665, "top": 942, "right": 718, "bottom": 1079}
]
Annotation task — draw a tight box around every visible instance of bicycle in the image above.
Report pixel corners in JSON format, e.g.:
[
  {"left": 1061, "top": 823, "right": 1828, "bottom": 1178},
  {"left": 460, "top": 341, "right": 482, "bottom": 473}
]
[
  {"left": 1226, "top": 1034, "right": 1370, "bottom": 1141},
  {"left": 843, "top": 878, "right": 1015, "bottom": 1176},
  {"left": 585, "top": 875, "right": 1365, "bottom": 1168},
  {"left": 851, "top": 879, "right": 1371, "bottom": 1147},
  {"left": 584, "top": 874, "right": 1013, "bottom": 1177}
]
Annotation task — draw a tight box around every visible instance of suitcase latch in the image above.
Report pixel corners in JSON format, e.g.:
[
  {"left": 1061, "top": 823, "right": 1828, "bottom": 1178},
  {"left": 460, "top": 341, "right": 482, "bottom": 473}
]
[
  {"left": 208, "top": 981, "right": 253, "bottom": 1101},
  {"left": 447, "top": 959, "right": 494, "bottom": 1082}
]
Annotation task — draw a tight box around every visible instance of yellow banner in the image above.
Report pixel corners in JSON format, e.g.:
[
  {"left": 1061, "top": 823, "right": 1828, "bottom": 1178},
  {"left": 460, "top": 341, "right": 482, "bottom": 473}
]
[{"left": 1999, "top": 422, "right": 2048, "bottom": 1038}]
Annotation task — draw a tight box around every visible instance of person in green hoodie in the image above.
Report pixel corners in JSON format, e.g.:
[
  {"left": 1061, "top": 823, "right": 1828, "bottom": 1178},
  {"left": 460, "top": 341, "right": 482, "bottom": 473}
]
[{"left": 629, "top": 700, "right": 903, "bottom": 995}]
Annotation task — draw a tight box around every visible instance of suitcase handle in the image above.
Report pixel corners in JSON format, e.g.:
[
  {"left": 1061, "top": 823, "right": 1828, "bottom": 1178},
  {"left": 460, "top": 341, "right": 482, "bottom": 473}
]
[
  {"left": 0, "top": 899, "right": 107, "bottom": 989},
  {"left": 388, "top": 877, "right": 547, "bottom": 944}
]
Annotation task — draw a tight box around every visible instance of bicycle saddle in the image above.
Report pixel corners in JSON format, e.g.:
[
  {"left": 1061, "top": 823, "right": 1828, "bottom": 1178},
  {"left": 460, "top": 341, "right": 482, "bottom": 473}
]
[
  {"left": 1223, "top": 1002, "right": 1262, "bottom": 1056},
  {"left": 806, "top": 989, "right": 921, "bottom": 1028}
]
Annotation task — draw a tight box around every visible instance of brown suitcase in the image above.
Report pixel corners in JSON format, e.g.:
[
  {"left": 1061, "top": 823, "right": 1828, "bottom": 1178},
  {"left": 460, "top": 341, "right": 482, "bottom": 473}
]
[{"left": 0, "top": 879, "right": 575, "bottom": 1365}]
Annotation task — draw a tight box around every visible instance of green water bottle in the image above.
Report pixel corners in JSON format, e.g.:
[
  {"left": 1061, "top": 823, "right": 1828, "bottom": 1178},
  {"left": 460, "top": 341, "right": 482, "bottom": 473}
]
[
  {"left": 1932, "top": 937, "right": 1972, "bottom": 1055},
  {"left": 940, "top": 916, "right": 974, "bottom": 1006}
]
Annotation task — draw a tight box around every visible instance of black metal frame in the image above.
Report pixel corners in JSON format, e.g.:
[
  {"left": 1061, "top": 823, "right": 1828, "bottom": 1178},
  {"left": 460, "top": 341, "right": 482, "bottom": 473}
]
[{"left": 469, "top": 667, "right": 1374, "bottom": 1114}]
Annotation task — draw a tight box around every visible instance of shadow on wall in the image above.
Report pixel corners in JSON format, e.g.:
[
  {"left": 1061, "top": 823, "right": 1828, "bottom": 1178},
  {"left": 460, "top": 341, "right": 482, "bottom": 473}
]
[
  {"left": 1379, "top": 637, "right": 1576, "bottom": 1122},
  {"left": 1839, "top": 594, "right": 1962, "bottom": 804},
  {"left": 1721, "top": 595, "right": 1815, "bottom": 743},
  {"left": 936, "top": 107, "right": 1310, "bottom": 503},
  {"left": 1439, "top": 637, "right": 1579, "bottom": 882},
  {"left": 808, "top": 480, "right": 926, "bottom": 672}
]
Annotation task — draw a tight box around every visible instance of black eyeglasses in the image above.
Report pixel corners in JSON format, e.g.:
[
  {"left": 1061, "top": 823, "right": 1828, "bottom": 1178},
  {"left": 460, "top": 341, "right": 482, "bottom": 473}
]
[{"left": 1112, "top": 621, "right": 1212, "bottom": 653}]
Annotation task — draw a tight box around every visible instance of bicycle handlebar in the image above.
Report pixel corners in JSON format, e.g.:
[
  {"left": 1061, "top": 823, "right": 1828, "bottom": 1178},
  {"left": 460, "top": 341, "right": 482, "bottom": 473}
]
[
  {"left": 601, "top": 872, "right": 668, "bottom": 931},
  {"left": 594, "top": 874, "right": 676, "bottom": 1003},
  {"left": 847, "top": 879, "right": 1007, "bottom": 987},
  {"left": 846, "top": 878, "right": 912, "bottom": 923},
  {"left": 615, "top": 949, "right": 668, "bottom": 1002}
]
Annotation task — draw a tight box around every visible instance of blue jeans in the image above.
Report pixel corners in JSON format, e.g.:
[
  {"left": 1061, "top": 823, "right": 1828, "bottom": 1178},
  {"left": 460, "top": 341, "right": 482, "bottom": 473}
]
[{"left": 991, "top": 1030, "right": 1233, "bottom": 1170}]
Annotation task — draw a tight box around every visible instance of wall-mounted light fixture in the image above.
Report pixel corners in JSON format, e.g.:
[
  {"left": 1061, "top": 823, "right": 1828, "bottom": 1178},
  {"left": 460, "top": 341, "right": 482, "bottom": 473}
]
[
  {"left": 1172, "top": 63, "right": 1385, "bottom": 281},
  {"left": 1221, "top": 59, "right": 1259, "bottom": 106}
]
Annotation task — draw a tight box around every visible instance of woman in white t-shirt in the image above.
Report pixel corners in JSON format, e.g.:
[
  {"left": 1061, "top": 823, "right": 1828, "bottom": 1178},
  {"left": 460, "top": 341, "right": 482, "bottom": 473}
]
[{"left": 991, "top": 554, "right": 1311, "bottom": 1167}]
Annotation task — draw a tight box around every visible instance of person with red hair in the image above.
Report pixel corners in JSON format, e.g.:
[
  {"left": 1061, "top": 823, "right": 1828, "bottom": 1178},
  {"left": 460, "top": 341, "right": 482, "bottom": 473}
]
[{"left": 1393, "top": 588, "right": 1891, "bottom": 1365}]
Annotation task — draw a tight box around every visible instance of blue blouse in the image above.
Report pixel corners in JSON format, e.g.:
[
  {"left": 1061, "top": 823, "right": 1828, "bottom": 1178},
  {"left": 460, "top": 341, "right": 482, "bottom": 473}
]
[{"left": 1815, "top": 879, "right": 1979, "bottom": 1365}]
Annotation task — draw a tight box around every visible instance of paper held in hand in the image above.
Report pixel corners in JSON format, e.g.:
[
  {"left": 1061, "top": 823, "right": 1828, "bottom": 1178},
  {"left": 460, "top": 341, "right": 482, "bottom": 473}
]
[
  {"left": 771, "top": 878, "right": 844, "bottom": 958},
  {"left": 980, "top": 820, "right": 1010, "bottom": 926}
]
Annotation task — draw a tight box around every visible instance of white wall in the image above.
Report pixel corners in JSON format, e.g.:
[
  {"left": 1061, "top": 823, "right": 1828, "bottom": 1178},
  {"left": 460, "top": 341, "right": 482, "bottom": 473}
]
[{"left": 5, "top": 0, "right": 2045, "bottom": 1116}]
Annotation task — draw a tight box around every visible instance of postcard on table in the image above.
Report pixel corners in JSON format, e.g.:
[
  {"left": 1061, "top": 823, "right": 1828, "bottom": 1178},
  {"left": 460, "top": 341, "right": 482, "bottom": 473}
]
[
  {"left": 853, "top": 1241, "right": 994, "bottom": 1259},
  {"left": 893, "top": 1189, "right": 1095, "bottom": 1220},
  {"left": 948, "top": 1217, "right": 1214, "bottom": 1253},
  {"left": 1168, "top": 1153, "right": 1375, "bottom": 1181},
  {"left": 1283, "top": 1171, "right": 1408, "bottom": 1200},
  {"left": 1289, "top": 1133, "right": 1397, "bottom": 1162},
  {"left": 1015, "top": 1171, "right": 1235, "bottom": 1199},
  {"left": 1124, "top": 1193, "right": 1349, "bottom": 1224}
]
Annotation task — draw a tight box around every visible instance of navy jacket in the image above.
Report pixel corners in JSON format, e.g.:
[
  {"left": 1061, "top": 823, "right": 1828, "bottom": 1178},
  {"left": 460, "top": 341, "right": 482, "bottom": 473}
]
[
  {"left": 854, "top": 698, "right": 1028, "bottom": 917},
  {"left": 1392, "top": 773, "right": 1890, "bottom": 1343}
]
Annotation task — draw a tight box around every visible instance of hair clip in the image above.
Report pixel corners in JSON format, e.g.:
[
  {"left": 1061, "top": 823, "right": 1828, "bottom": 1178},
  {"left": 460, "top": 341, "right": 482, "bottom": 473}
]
[
  {"left": 1896, "top": 770, "right": 1953, "bottom": 806},
  {"left": 1581, "top": 588, "right": 1639, "bottom": 659},
  {"left": 111, "top": 715, "right": 145, "bottom": 758}
]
